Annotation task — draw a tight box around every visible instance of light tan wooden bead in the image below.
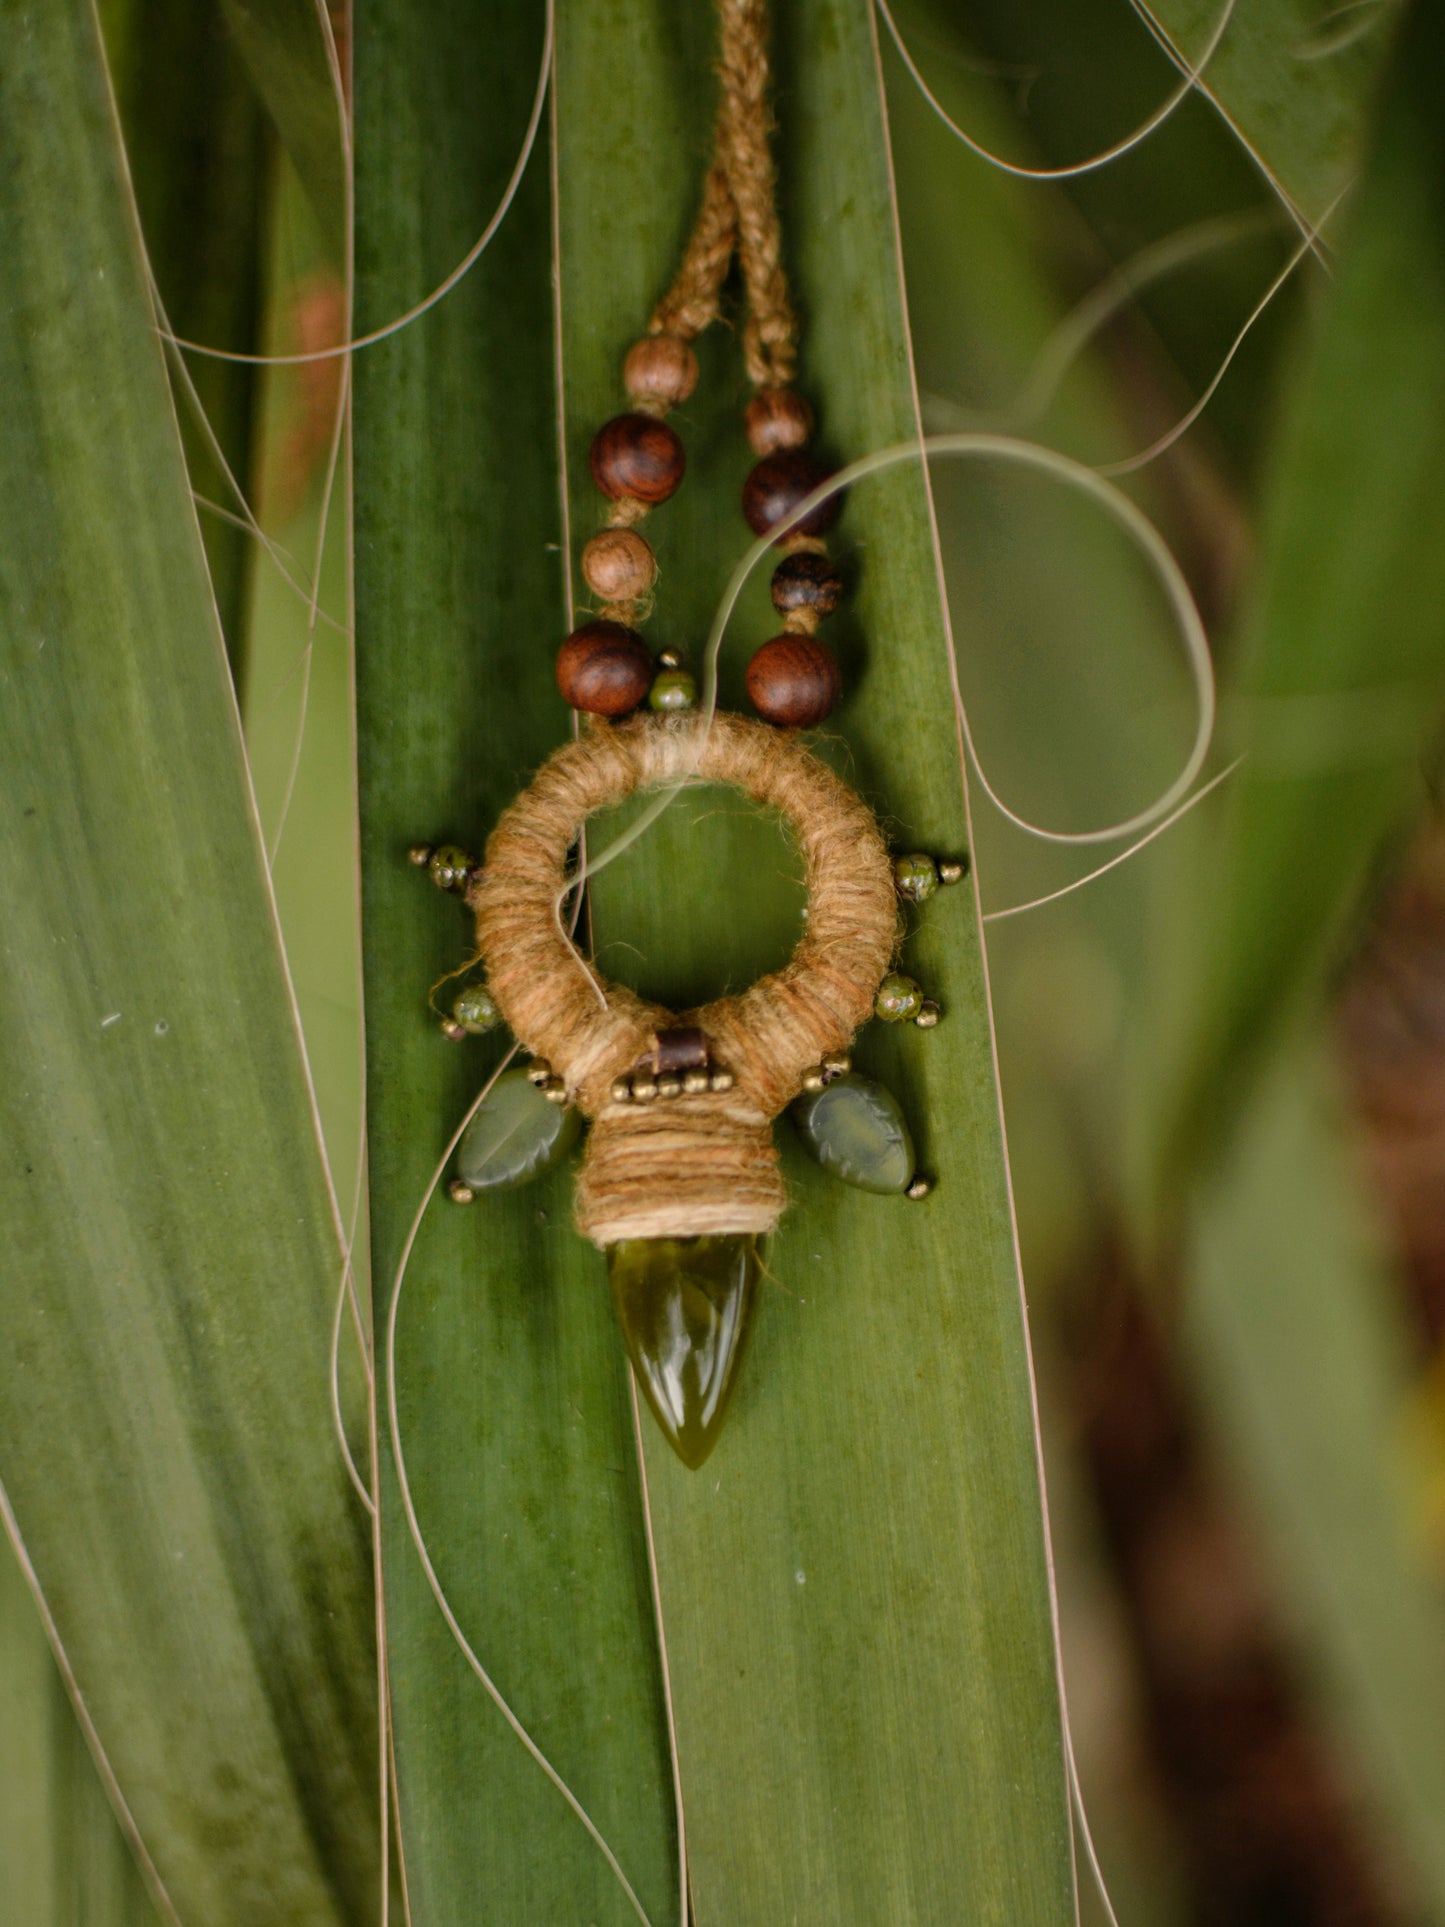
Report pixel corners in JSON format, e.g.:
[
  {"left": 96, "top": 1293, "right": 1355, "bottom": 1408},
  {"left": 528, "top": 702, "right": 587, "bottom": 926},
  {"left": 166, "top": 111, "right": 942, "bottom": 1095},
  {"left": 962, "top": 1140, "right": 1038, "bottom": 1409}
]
[
  {"left": 581, "top": 528, "right": 657, "bottom": 602},
  {"left": 624, "top": 334, "right": 700, "bottom": 409},
  {"left": 745, "top": 387, "right": 814, "bottom": 456}
]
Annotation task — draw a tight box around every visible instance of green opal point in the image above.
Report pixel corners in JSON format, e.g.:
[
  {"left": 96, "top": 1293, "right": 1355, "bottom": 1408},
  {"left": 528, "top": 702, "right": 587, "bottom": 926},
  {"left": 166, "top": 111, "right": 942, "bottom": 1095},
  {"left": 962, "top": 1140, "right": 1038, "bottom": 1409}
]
[{"left": 607, "top": 1235, "right": 761, "bottom": 1468}]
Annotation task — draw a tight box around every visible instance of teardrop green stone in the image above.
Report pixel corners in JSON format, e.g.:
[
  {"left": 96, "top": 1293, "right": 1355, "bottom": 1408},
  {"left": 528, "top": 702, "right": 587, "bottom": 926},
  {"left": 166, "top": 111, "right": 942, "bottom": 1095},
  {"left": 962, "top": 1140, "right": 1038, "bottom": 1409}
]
[
  {"left": 456, "top": 1068, "right": 581, "bottom": 1191},
  {"left": 607, "top": 1235, "right": 761, "bottom": 1469},
  {"left": 790, "top": 1072, "right": 914, "bottom": 1193}
]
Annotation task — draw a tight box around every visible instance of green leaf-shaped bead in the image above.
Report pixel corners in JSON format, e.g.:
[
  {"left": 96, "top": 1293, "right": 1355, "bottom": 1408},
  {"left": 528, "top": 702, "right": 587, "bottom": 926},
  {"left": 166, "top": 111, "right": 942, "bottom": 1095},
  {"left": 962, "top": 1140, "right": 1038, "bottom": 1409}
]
[
  {"left": 790, "top": 1071, "right": 914, "bottom": 1194},
  {"left": 607, "top": 1235, "right": 761, "bottom": 1468},
  {"left": 456, "top": 1068, "right": 581, "bottom": 1191}
]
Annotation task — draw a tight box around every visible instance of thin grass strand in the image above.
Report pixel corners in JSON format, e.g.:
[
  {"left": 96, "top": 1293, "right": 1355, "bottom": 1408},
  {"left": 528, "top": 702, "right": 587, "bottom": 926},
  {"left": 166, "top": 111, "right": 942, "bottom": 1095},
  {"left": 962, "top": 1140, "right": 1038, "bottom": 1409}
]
[{"left": 875, "top": 0, "right": 1235, "bottom": 183}]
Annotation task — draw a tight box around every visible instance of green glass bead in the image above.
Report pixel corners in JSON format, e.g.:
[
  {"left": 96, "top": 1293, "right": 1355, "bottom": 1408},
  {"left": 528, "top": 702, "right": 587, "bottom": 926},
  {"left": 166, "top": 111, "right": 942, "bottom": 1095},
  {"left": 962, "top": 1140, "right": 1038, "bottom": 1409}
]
[
  {"left": 607, "top": 1235, "right": 761, "bottom": 1469},
  {"left": 648, "top": 666, "right": 697, "bottom": 713},
  {"left": 893, "top": 851, "right": 940, "bottom": 903},
  {"left": 456, "top": 1068, "right": 580, "bottom": 1192},
  {"left": 452, "top": 984, "right": 503, "bottom": 1035},
  {"left": 874, "top": 972, "right": 924, "bottom": 1023},
  {"left": 428, "top": 843, "right": 474, "bottom": 893},
  {"left": 790, "top": 1072, "right": 914, "bottom": 1194}
]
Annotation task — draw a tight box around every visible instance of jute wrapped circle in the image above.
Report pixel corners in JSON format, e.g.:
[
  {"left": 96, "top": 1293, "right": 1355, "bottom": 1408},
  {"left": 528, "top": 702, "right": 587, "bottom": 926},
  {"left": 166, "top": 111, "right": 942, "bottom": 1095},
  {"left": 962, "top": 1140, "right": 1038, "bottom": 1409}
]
[{"left": 470, "top": 711, "right": 898, "bottom": 1244}]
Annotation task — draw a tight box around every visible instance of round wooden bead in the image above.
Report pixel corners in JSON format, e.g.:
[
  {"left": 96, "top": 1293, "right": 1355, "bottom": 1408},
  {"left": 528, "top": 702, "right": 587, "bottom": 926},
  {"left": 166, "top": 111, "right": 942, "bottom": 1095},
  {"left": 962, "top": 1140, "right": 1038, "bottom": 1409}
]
[
  {"left": 741, "top": 452, "right": 840, "bottom": 542},
  {"left": 556, "top": 620, "right": 653, "bottom": 716},
  {"left": 580, "top": 528, "right": 657, "bottom": 602},
  {"left": 745, "top": 387, "right": 814, "bottom": 456},
  {"left": 744, "top": 634, "right": 841, "bottom": 728},
  {"left": 771, "top": 550, "right": 843, "bottom": 618},
  {"left": 590, "top": 413, "right": 685, "bottom": 505},
  {"left": 624, "top": 334, "right": 699, "bottom": 408}
]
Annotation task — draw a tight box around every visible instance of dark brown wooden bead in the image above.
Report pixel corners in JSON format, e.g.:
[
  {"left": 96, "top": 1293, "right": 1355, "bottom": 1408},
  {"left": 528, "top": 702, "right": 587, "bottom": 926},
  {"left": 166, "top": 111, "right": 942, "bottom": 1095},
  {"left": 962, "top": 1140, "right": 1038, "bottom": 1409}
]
[
  {"left": 771, "top": 551, "right": 843, "bottom": 618},
  {"left": 556, "top": 621, "right": 653, "bottom": 716},
  {"left": 624, "top": 334, "right": 699, "bottom": 408},
  {"left": 745, "top": 387, "right": 814, "bottom": 456},
  {"left": 741, "top": 452, "right": 840, "bottom": 543},
  {"left": 589, "top": 413, "right": 686, "bottom": 505},
  {"left": 745, "top": 634, "right": 841, "bottom": 728}
]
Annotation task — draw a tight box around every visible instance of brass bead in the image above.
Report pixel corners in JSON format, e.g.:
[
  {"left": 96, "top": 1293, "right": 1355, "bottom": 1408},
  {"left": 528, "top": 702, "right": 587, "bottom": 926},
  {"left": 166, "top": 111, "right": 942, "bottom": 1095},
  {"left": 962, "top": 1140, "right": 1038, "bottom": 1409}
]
[
  {"left": 632, "top": 1074, "right": 658, "bottom": 1102},
  {"left": 610, "top": 1076, "right": 634, "bottom": 1104},
  {"left": 914, "top": 1001, "right": 941, "bottom": 1030},
  {"left": 821, "top": 1051, "right": 851, "bottom": 1081},
  {"left": 440, "top": 1018, "right": 468, "bottom": 1043},
  {"left": 683, "top": 1067, "right": 710, "bottom": 1094},
  {"left": 657, "top": 1072, "right": 684, "bottom": 1099},
  {"left": 745, "top": 387, "right": 815, "bottom": 456},
  {"left": 801, "top": 1067, "right": 827, "bottom": 1093},
  {"left": 657, "top": 647, "right": 683, "bottom": 669},
  {"left": 938, "top": 859, "right": 967, "bottom": 886},
  {"left": 581, "top": 528, "right": 657, "bottom": 603},
  {"left": 709, "top": 1068, "right": 735, "bottom": 1093},
  {"left": 624, "top": 333, "right": 699, "bottom": 408},
  {"left": 526, "top": 1059, "right": 553, "bottom": 1086},
  {"left": 905, "top": 1175, "right": 934, "bottom": 1201},
  {"left": 407, "top": 842, "right": 434, "bottom": 866},
  {"left": 448, "top": 1179, "right": 475, "bottom": 1206},
  {"left": 542, "top": 1077, "right": 570, "bottom": 1105}
]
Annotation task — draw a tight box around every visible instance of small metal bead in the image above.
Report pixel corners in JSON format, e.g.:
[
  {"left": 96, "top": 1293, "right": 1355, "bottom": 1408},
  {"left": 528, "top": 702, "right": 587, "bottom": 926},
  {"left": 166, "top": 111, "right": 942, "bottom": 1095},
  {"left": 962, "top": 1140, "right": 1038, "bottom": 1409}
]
[
  {"left": 610, "top": 1076, "right": 634, "bottom": 1104},
  {"left": 821, "top": 1051, "right": 851, "bottom": 1081},
  {"left": 682, "top": 1067, "right": 710, "bottom": 1094},
  {"left": 914, "top": 1001, "right": 941, "bottom": 1030},
  {"left": 408, "top": 842, "right": 435, "bottom": 866},
  {"left": 440, "top": 1018, "right": 468, "bottom": 1043},
  {"left": 448, "top": 1179, "right": 475, "bottom": 1206},
  {"left": 542, "top": 1076, "right": 570, "bottom": 1104},
  {"left": 632, "top": 1074, "right": 658, "bottom": 1102},
  {"left": 938, "top": 859, "right": 967, "bottom": 886},
  {"left": 875, "top": 973, "right": 924, "bottom": 1023},
  {"left": 649, "top": 666, "right": 697, "bottom": 713},
  {"left": 657, "top": 648, "right": 683, "bottom": 669},
  {"left": 801, "top": 1066, "right": 828, "bottom": 1093},
  {"left": 708, "top": 1068, "right": 735, "bottom": 1093},
  {"left": 624, "top": 333, "right": 699, "bottom": 409},
  {"left": 905, "top": 1175, "right": 934, "bottom": 1201},
  {"left": 427, "top": 844, "right": 475, "bottom": 893},
  {"left": 526, "top": 1059, "right": 553, "bottom": 1086},
  {"left": 656, "top": 1072, "right": 684, "bottom": 1099},
  {"left": 893, "top": 853, "right": 940, "bottom": 904}
]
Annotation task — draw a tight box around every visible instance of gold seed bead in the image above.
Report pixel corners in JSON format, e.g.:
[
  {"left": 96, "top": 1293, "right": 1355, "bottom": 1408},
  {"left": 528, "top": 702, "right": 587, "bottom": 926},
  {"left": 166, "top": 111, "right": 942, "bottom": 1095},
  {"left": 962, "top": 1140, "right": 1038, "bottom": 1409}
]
[
  {"left": 657, "top": 1072, "right": 684, "bottom": 1099},
  {"left": 610, "top": 1076, "right": 634, "bottom": 1104},
  {"left": 543, "top": 1078, "right": 570, "bottom": 1105},
  {"left": 624, "top": 332, "right": 700, "bottom": 409},
  {"left": 914, "top": 1002, "right": 941, "bottom": 1030},
  {"left": 821, "top": 1051, "right": 851, "bottom": 1080},
  {"left": 440, "top": 1018, "right": 468, "bottom": 1043},
  {"left": 906, "top": 1175, "right": 934, "bottom": 1201},
  {"left": 938, "top": 860, "right": 966, "bottom": 886},
  {"left": 526, "top": 1059, "right": 553, "bottom": 1085},
  {"left": 709, "top": 1068, "right": 735, "bottom": 1094},
  {"left": 407, "top": 842, "right": 434, "bottom": 866},
  {"left": 657, "top": 648, "right": 683, "bottom": 669},
  {"left": 581, "top": 528, "right": 657, "bottom": 603},
  {"left": 448, "top": 1179, "right": 475, "bottom": 1206},
  {"left": 801, "top": 1066, "right": 827, "bottom": 1093},
  {"left": 632, "top": 1074, "right": 658, "bottom": 1102},
  {"left": 682, "top": 1067, "right": 710, "bottom": 1094}
]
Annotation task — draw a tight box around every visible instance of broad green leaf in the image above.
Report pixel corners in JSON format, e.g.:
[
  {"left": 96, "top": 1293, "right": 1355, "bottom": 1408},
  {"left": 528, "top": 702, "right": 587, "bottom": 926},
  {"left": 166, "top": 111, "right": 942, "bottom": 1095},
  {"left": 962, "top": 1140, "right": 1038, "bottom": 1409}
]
[
  {"left": 0, "top": 6, "right": 378, "bottom": 1921},
  {"left": 351, "top": 4, "right": 680, "bottom": 1922},
  {"left": 559, "top": 0, "right": 1073, "bottom": 1917},
  {"left": 1186, "top": 1038, "right": 1445, "bottom": 1914},
  {"left": 218, "top": 0, "right": 346, "bottom": 239},
  {"left": 0, "top": 1541, "right": 155, "bottom": 1926},
  {"left": 100, "top": 0, "right": 270, "bottom": 667},
  {"left": 1172, "top": 0, "right": 1445, "bottom": 1169}
]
